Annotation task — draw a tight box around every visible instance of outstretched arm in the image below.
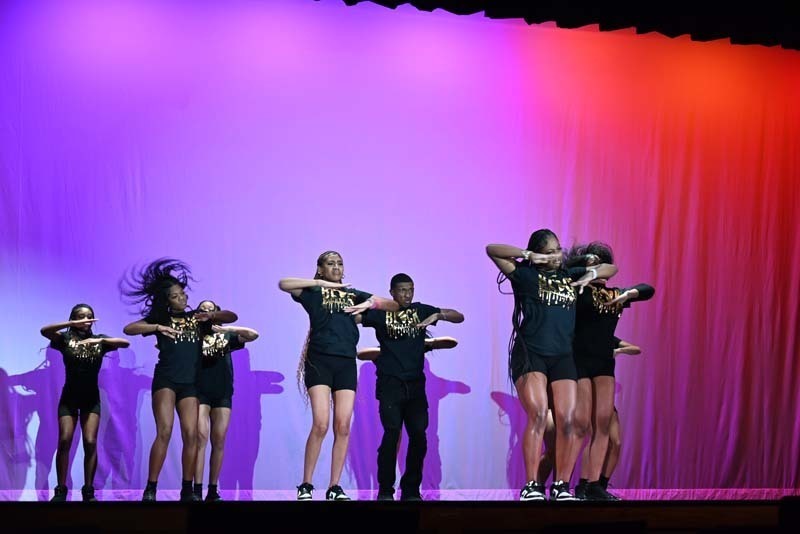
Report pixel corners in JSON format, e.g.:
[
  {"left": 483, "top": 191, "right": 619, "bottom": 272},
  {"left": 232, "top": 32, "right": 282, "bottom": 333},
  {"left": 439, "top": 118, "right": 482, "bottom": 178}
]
[
  {"left": 40, "top": 319, "right": 96, "bottom": 341},
  {"left": 486, "top": 244, "right": 557, "bottom": 275},
  {"left": 212, "top": 325, "right": 259, "bottom": 342},
  {"left": 123, "top": 320, "right": 180, "bottom": 340},
  {"left": 278, "top": 278, "right": 349, "bottom": 298},
  {"left": 570, "top": 263, "right": 618, "bottom": 294},
  {"left": 345, "top": 295, "right": 400, "bottom": 315},
  {"left": 608, "top": 283, "right": 655, "bottom": 306},
  {"left": 417, "top": 308, "right": 465, "bottom": 328}
]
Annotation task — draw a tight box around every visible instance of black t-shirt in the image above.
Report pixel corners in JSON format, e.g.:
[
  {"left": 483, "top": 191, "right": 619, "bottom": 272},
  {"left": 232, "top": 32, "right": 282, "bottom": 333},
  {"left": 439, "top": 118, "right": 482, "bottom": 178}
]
[
  {"left": 198, "top": 331, "right": 245, "bottom": 395},
  {"left": 292, "top": 286, "right": 372, "bottom": 358},
  {"left": 507, "top": 262, "right": 587, "bottom": 357},
  {"left": 361, "top": 302, "right": 441, "bottom": 381},
  {"left": 145, "top": 310, "right": 208, "bottom": 383},
  {"left": 50, "top": 331, "right": 113, "bottom": 393},
  {"left": 574, "top": 283, "right": 655, "bottom": 360}
]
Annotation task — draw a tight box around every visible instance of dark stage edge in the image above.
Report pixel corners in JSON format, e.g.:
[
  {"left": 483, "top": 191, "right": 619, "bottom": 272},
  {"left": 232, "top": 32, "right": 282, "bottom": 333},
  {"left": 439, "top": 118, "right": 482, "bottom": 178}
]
[{"left": 2, "top": 498, "right": 799, "bottom": 533}]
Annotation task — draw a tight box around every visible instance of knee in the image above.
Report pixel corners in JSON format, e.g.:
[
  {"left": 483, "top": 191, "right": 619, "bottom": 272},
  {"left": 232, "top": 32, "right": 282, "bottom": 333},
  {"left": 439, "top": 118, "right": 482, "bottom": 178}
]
[
  {"left": 333, "top": 420, "right": 351, "bottom": 438},
  {"left": 555, "top": 410, "right": 577, "bottom": 436},
  {"left": 594, "top": 414, "right": 613, "bottom": 436},
  {"left": 529, "top": 408, "right": 549, "bottom": 433},
  {"left": 608, "top": 434, "right": 622, "bottom": 453},
  {"left": 311, "top": 421, "right": 329, "bottom": 438},
  {"left": 155, "top": 424, "right": 173, "bottom": 443},
  {"left": 57, "top": 438, "right": 72, "bottom": 453},
  {"left": 407, "top": 428, "right": 427, "bottom": 448},
  {"left": 196, "top": 426, "right": 210, "bottom": 445},
  {"left": 210, "top": 433, "right": 226, "bottom": 451},
  {"left": 573, "top": 413, "right": 591, "bottom": 439},
  {"left": 82, "top": 438, "right": 97, "bottom": 454}
]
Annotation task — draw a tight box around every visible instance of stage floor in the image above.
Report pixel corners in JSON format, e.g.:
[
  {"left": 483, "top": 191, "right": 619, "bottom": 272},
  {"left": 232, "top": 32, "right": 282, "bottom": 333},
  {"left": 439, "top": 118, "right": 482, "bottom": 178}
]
[{"left": 2, "top": 499, "right": 798, "bottom": 533}]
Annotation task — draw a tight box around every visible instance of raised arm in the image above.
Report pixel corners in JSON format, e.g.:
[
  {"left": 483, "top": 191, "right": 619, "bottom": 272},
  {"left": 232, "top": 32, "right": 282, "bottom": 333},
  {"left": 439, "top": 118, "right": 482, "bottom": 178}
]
[
  {"left": 40, "top": 319, "right": 97, "bottom": 341},
  {"left": 278, "top": 278, "right": 348, "bottom": 298},
  {"left": 196, "top": 309, "right": 238, "bottom": 324},
  {"left": 345, "top": 295, "right": 400, "bottom": 315},
  {"left": 570, "top": 263, "right": 619, "bottom": 293},
  {"left": 212, "top": 325, "right": 259, "bottom": 342},
  {"left": 417, "top": 307, "right": 465, "bottom": 328},
  {"left": 486, "top": 244, "right": 556, "bottom": 275},
  {"left": 100, "top": 337, "right": 131, "bottom": 349}
]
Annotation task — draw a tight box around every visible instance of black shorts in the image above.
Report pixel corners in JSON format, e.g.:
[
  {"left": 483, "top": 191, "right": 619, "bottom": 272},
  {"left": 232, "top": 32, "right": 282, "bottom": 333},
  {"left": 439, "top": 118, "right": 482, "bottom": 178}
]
[
  {"left": 304, "top": 352, "right": 357, "bottom": 392},
  {"left": 152, "top": 373, "right": 197, "bottom": 402},
  {"left": 575, "top": 355, "right": 616, "bottom": 379},
  {"left": 511, "top": 348, "right": 577, "bottom": 383},
  {"left": 197, "top": 394, "right": 232, "bottom": 409},
  {"left": 57, "top": 389, "right": 101, "bottom": 418}
]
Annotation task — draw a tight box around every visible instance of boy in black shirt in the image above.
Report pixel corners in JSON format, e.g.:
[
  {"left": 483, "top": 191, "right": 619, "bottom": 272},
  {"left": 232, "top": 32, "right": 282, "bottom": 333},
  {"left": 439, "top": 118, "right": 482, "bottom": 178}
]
[{"left": 360, "top": 273, "right": 464, "bottom": 501}]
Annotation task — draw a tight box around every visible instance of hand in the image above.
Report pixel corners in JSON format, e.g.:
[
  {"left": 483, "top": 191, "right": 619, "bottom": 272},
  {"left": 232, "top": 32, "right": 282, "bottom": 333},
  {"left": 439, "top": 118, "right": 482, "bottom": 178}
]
[
  {"left": 69, "top": 318, "right": 98, "bottom": 328},
  {"left": 416, "top": 313, "right": 441, "bottom": 329},
  {"left": 155, "top": 325, "right": 180, "bottom": 340},
  {"left": 344, "top": 300, "right": 371, "bottom": 315},
  {"left": 570, "top": 274, "right": 594, "bottom": 294},
  {"left": 317, "top": 280, "right": 351, "bottom": 289},
  {"left": 75, "top": 337, "right": 105, "bottom": 346},
  {"left": 614, "top": 344, "right": 642, "bottom": 356},
  {"left": 523, "top": 250, "right": 559, "bottom": 265},
  {"left": 195, "top": 311, "right": 215, "bottom": 322},
  {"left": 608, "top": 290, "right": 632, "bottom": 306}
]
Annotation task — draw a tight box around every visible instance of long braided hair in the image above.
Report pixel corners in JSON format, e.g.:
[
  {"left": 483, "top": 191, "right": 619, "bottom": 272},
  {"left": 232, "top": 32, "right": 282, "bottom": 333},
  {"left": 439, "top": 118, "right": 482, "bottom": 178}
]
[
  {"left": 296, "top": 250, "right": 343, "bottom": 401},
  {"left": 497, "top": 229, "right": 558, "bottom": 387}
]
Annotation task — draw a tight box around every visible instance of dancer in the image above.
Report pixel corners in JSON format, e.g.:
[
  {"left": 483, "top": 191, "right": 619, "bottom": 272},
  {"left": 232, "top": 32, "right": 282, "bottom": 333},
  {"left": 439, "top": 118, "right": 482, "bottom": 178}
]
[
  {"left": 566, "top": 243, "right": 653, "bottom": 500},
  {"left": 486, "top": 230, "right": 616, "bottom": 501},
  {"left": 193, "top": 300, "right": 259, "bottom": 501},
  {"left": 359, "top": 273, "right": 463, "bottom": 501},
  {"left": 40, "top": 304, "right": 130, "bottom": 502},
  {"left": 279, "top": 250, "right": 398, "bottom": 501},
  {"left": 121, "top": 259, "right": 236, "bottom": 502}
]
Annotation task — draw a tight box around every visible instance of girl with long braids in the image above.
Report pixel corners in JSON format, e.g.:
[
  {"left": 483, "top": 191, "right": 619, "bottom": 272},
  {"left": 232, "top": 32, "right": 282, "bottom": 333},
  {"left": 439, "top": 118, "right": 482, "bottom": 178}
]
[
  {"left": 486, "top": 230, "right": 617, "bottom": 501},
  {"left": 562, "top": 243, "right": 653, "bottom": 501},
  {"left": 40, "top": 304, "right": 130, "bottom": 502},
  {"left": 193, "top": 299, "right": 259, "bottom": 502},
  {"left": 120, "top": 259, "right": 237, "bottom": 502},
  {"left": 279, "top": 250, "right": 399, "bottom": 501}
]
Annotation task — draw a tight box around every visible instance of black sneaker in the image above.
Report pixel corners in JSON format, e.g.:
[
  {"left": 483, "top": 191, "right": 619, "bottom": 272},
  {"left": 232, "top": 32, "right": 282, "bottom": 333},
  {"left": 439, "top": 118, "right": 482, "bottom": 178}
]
[
  {"left": 574, "top": 479, "right": 588, "bottom": 500},
  {"left": 400, "top": 493, "right": 422, "bottom": 502},
  {"left": 585, "top": 480, "right": 618, "bottom": 501},
  {"left": 142, "top": 487, "right": 156, "bottom": 502},
  {"left": 205, "top": 489, "right": 222, "bottom": 502},
  {"left": 81, "top": 485, "right": 97, "bottom": 502},
  {"left": 549, "top": 480, "right": 577, "bottom": 501},
  {"left": 180, "top": 488, "right": 200, "bottom": 502},
  {"left": 50, "top": 485, "right": 68, "bottom": 502},
  {"left": 296, "top": 482, "right": 314, "bottom": 501},
  {"left": 325, "top": 485, "right": 350, "bottom": 501},
  {"left": 376, "top": 491, "right": 394, "bottom": 501},
  {"left": 519, "top": 480, "right": 546, "bottom": 501}
]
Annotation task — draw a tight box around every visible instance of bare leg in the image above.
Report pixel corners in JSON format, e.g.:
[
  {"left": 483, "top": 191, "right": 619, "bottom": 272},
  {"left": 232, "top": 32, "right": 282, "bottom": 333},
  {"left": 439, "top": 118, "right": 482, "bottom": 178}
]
[
  {"left": 147, "top": 388, "right": 176, "bottom": 482},
  {"left": 329, "top": 389, "right": 355, "bottom": 487},
  {"left": 195, "top": 404, "right": 211, "bottom": 484},
  {"left": 208, "top": 407, "right": 232, "bottom": 485},
  {"left": 303, "top": 385, "right": 331, "bottom": 484},
  {"left": 514, "top": 373, "right": 549, "bottom": 482},
  {"left": 550, "top": 379, "right": 579, "bottom": 483}
]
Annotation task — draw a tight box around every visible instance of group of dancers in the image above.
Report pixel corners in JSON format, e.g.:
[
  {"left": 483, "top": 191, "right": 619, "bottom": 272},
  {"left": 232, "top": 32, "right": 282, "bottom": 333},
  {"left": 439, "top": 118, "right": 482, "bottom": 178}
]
[{"left": 39, "top": 227, "right": 652, "bottom": 503}]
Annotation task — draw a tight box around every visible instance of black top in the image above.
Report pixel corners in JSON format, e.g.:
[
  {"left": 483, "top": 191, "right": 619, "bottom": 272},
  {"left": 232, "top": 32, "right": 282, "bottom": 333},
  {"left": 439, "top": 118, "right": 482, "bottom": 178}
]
[
  {"left": 50, "top": 331, "right": 113, "bottom": 393},
  {"left": 574, "top": 283, "right": 655, "bottom": 360},
  {"left": 145, "top": 310, "right": 209, "bottom": 383},
  {"left": 361, "top": 302, "right": 441, "bottom": 381},
  {"left": 198, "top": 331, "right": 246, "bottom": 394},
  {"left": 507, "top": 262, "right": 587, "bottom": 357},
  {"left": 292, "top": 286, "right": 373, "bottom": 358}
]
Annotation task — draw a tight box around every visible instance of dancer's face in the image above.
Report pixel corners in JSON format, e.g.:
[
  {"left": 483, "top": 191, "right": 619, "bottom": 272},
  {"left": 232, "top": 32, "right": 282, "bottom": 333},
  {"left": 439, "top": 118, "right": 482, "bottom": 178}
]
[
  {"left": 390, "top": 282, "right": 414, "bottom": 308},
  {"left": 317, "top": 254, "right": 344, "bottom": 283},
  {"left": 197, "top": 300, "right": 216, "bottom": 313},
  {"left": 71, "top": 307, "right": 94, "bottom": 331},
  {"left": 167, "top": 284, "right": 188, "bottom": 312},
  {"left": 539, "top": 236, "right": 563, "bottom": 271}
]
